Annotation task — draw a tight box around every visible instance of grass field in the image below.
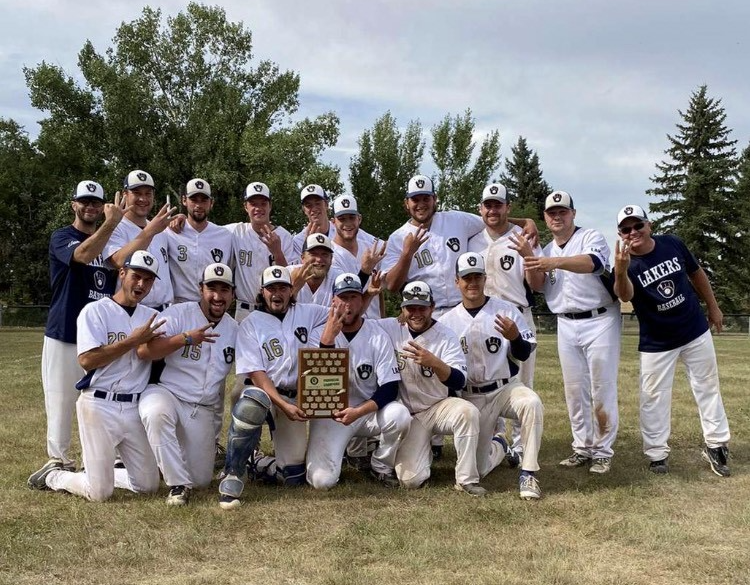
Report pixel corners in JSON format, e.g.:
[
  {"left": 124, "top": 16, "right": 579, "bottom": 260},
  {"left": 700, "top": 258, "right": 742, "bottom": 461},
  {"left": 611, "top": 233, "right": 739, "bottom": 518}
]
[{"left": 1, "top": 329, "right": 749, "bottom": 585}]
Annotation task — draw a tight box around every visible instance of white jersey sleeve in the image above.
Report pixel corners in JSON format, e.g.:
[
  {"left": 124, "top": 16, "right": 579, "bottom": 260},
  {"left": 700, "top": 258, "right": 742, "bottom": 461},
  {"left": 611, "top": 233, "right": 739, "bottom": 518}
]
[{"left": 231, "top": 224, "right": 294, "bottom": 304}]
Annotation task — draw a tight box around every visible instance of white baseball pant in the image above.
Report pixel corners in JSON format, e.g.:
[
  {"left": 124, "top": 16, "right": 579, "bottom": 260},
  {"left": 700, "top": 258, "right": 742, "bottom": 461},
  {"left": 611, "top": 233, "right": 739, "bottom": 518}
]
[
  {"left": 395, "top": 397, "right": 480, "bottom": 488},
  {"left": 271, "top": 397, "right": 309, "bottom": 473},
  {"left": 640, "top": 329, "right": 730, "bottom": 461}
]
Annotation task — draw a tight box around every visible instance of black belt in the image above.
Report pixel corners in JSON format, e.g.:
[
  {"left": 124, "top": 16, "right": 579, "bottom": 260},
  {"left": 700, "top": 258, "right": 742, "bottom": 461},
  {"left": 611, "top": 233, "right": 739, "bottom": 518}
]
[
  {"left": 93, "top": 390, "right": 141, "bottom": 403},
  {"left": 466, "top": 379, "right": 509, "bottom": 394},
  {"left": 239, "top": 302, "right": 251, "bottom": 310},
  {"left": 560, "top": 307, "right": 607, "bottom": 320},
  {"left": 149, "top": 304, "right": 168, "bottom": 312},
  {"left": 278, "top": 388, "right": 297, "bottom": 399}
]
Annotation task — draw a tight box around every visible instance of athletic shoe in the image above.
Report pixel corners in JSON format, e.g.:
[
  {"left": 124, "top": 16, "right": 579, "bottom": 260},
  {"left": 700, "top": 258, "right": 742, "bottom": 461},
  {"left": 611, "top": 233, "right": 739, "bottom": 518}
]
[
  {"left": 370, "top": 469, "right": 399, "bottom": 488},
  {"left": 346, "top": 455, "right": 372, "bottom": 472},
  {"left": 214, "top": 443, "right": 227, "bottom": 471},
  {"left": 27, "top": 459, "right": 64, "bottom": 490},
  {"left": 454, "top": 482, "right": 487, "bottom": 497},
  {"left": 559, "top": 452, "right": 592, "bottom": 467},
  {"left": 519, "top": 473, "right": 541, "bottom": 500},
  {"left": 114, "top": 457, "right": 126, "bottom": 469},
  {"left": 649, "top": 458, "right": 669, "bottom": 474},
  {"left": 492, "top": 434, "right": 520, "bottom": 468},
  {"left": 589, "top": 458, "right": 612, "bottom": 474},
  {"left": 218, "top": 474, "right": 244, "bottom": 510},
  {"left": 702, "top": 445, "right": 730, "bottom": 477},
  {"left": 166, "top": 485, "right": 191, "bottom": 506},
  {"left": 431, "top": 445, "right": 443, "bottom": 461},
  {"left": 218, "top": 494, "right": 241, "bottom": 511}
]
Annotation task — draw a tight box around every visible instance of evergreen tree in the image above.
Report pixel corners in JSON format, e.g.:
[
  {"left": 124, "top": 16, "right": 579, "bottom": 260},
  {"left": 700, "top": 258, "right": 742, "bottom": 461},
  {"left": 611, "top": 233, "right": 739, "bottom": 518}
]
[{"left": 647, "top": 85, "right": 747, "bottom": 311}]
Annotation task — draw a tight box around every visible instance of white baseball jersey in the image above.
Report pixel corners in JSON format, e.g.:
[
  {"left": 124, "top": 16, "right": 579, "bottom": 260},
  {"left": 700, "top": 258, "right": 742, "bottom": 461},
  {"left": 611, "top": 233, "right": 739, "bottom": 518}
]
[
  {"left": 152, "top": 302, "right": 238, "bottom": 407},
  {"left": 231, "top": 223, "right": 294, "bottom": 304},
  {"left": 468, "top": 224, "right": 542, "bottom": 308},
  {"left": 167, "top": 222, "right": 233, "bottom": 303},
  {"left": 332, "top": 228, "right": 381, "bottom": 319},
  {"left": 331, "top": 319, "right": 401, "bottom": 407},
  {"left": 292, "top": 223, "right": 337, "bottom": 263},
  {"left": 382, "top": 211, "right": 484, "bottom": 308},
  {"left": 236, "top": 303, "right": 329, "bottom": 389},
  {"left": 440, "top": 298, "right": 536, "bottom": 387},
  {"left": 76, "top": 297, "right": 159, "bottom": 395},
  {"left": 289, "top": 265, "right": 343, "bottom": 308},
  {"left": 378, "top": 318, "right": 466, "bottom": 414},
  {"left": 541, "top": 228, "right": 614, "bottom": 314},
  {"left": 104, "top": 217, "right": 174, "bottom": 308}
]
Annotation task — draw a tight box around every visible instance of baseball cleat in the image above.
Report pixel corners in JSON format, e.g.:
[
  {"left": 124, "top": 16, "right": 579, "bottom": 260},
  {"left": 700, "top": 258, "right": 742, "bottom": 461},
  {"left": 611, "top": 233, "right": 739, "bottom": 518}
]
[
  {"left": 649, "top": 458, "right": 669, "bottom": 474},
  {"left": 27, "top": 459, "right": 64, "bottom": 490},
  {"left": 166, "top": 485, "right": 191, "bottom": 506},
  {"left": 454, "top": 482, "right": 487, "bottom": 497},
  {"left": 702, "top": 445, "right": 730, "bottom": 477},
  {"left": 589, "top": 457, "right": 612, "bottom": 474},
  {"left": 559, "top": 452, "right": 592, "bottom": 467},
  {"left": 518, "top": 473, "right": 541, "bottom": 500},
  {"left": 370, "top": 469, "right": 400, "bottom": 488},
  {"left": 219, "top": 494, "right": 241, "bottom": 510}
]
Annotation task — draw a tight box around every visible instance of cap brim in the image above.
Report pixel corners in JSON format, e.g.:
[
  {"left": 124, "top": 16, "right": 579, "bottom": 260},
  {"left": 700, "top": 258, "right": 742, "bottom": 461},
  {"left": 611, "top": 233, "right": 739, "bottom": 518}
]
[
  {"left": 457, "top": 269, "right": 485, "bottom": 278},
  {"left": 201, "top": 278, "right": 234, "bottom": 286},
  {"left": 125, "top": 265, "right": 160, "bottom": 279},
  {"left": 334, "top": 287, "right": 363, "bottom": 296},
  {"left": 187, "top": 192, "right": 212, "bottom": 198},
  {"left": 334, "top": 210, "right": 358, "bottom": 217},
  {"left": 262, "top": 279, "right": 291, "bottom": 288},
  {"left": 482, "top": 196, "right": 507, "bottom": 203},
  {"left": 406, "top": 190, "right": 434, "bottom": 198},
  {"left": 401, "top": 299, "right": 431, "bottom": 307}
]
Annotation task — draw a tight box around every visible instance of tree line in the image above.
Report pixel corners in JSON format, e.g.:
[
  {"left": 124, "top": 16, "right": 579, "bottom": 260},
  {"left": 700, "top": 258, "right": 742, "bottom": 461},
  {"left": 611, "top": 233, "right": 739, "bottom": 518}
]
[{"left": 1, "top": 4, "right": 748, "bottom": 312}]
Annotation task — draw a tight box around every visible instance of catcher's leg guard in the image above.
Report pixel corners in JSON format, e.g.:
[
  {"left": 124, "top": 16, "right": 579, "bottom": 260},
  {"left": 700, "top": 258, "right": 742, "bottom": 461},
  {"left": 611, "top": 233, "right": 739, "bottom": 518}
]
[{"left": 224, "top": 386, "right": 271, "bottom": 477}]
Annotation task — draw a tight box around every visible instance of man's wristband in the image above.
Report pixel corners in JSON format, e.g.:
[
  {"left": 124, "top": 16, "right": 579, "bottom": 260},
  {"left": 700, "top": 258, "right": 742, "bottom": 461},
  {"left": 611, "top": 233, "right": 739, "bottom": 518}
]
[{"left": 182, "top": 332, "right": 193, "bottom": 346}]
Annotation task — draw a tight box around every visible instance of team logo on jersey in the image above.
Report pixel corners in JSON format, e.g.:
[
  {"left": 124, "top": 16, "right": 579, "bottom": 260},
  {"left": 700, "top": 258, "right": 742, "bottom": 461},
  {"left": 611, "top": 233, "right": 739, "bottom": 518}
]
[
  {"left": 624, "top": 206, "right": 633, "bottom": 216},
  {"left": 211, "top": 248, "right": 223, "bottom": 262},
  {"left": 93, "top": 270, "right": 106, "bottom": 290},
  {"left": 485, "top": 336, "right": 502, "bottom": 354},
  {"left": 307, "top": 185, "right": 316, "bottom": 193},
  {"left": 489, "top": 185, "right": 499, "bottom": 195},
  {"left": 160, "top": 247, "right": 168, "bottom": 262},
  {"left": 415, "top": 179, "right": 425, "bottom": 189},
  {"left": 86, "top": 182, "right": 97, "bottom": 193},
  {"left": 446, "top": 238, "right": 460, "bottom": 252},
  {"left": 552, "top": 193, "right": 562, "bottom": 203},
  {"left": 143, "top": 255, "right": 154, "bottom": 266},
  {"left": 549, "top": 269, "right": 557, "bottom": 285},
  {"left": 657, "top": 280, "right": 675, "bottom": 298},
  {"left": 254, "top": 183, "right": 264, "bottom": 192},
  {"left": 342, "top": 198, "right": 350, "bottom": 208},
  {"left": 500, "top": 255, "right": 515, "bottom": 271},
  {"left": 223, "top": 347, "right": 235, "bottom": 364},
  {"left": 195, "top": 180, "right": 204, "bottom": 190},
  {"left": 294, "top": 327, "right": 308, "bottom": 343},
  {"left": 420, "top": 365, "right": 434, "bottom": 378},
  {"left": 272, "top": 268, "right": 282, "bottom": 278},
  {"left": 357, "top": 364, "right": 373, "bottom": 380}
]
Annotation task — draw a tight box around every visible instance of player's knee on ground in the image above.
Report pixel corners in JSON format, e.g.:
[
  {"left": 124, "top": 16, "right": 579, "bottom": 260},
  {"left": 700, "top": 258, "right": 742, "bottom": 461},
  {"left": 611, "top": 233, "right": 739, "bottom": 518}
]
[
  {"left": 225, "top": 386, "right": 271, "bottom": 473},
  {"left": 130, "top": 469, "right": 160, "bottom": 495},
  {"left": 399, "top": 467, "right": 430, "bottom": 489},
  {"left": 307, "top": 466, "right": 338, "bottom": 490}
]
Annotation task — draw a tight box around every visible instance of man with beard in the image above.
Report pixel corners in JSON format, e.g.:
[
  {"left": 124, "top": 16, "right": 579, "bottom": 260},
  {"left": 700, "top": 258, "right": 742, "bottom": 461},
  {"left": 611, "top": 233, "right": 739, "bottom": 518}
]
[
  {"left": 104, "top": 169, "right": 176, "bottom": 310},
  {"left": 166, "top": 179, "right": 233, "bottom": 304},
  {"left": 137, "top": 263, "right": 239, "bottom": 506},
  {"left": 28, "top": 251, "right": 164, "bottom": 501},
  {"left": 306, "top": 273, "right": 410, "bottom": 490},
  {"left": 218, "top": 266, "right": 328, "bottom": 510},
  {"left": 379, "top": 281, "right": 486, "bottom": 496},
  {"left": 29, "top": 181, "right": 124, "bottom": 483},
  {"left": 292, "top": 184, "right": 337, "bottom": 262},
  {"left": 292, "top": 233, "right": 343, "bottom": 307}
]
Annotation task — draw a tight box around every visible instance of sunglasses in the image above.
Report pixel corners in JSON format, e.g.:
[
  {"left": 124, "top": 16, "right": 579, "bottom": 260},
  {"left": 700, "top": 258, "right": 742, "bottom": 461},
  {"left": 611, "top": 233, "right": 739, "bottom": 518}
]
[
  {"left": 618, "top": 222, "right": 646, "bottom": 235},
  {"left": 402, "top": 289, "right": 430, "bottom": 302}
]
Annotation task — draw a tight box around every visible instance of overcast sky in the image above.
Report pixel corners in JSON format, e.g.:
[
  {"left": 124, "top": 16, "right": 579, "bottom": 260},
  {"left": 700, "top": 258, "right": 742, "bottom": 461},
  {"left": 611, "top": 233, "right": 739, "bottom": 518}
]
[{"left": 1, "top": 0, "right": 748, "bottom": 245}]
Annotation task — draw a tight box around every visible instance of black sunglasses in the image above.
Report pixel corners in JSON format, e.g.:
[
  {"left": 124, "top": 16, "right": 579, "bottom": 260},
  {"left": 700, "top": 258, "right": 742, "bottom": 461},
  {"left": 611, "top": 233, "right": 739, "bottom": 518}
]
[
  {"left": 402, "top": 289, "right": 430, "bottom": 301},
  {"left": 619, "top": 222, "right": 646, "bottom": 235}
]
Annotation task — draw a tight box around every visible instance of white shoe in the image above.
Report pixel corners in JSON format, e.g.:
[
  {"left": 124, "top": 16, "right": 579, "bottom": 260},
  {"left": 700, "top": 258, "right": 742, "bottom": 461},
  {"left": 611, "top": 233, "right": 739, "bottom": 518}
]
[{"left": 589, "top": 458, "right": 611, "bottom": 474}]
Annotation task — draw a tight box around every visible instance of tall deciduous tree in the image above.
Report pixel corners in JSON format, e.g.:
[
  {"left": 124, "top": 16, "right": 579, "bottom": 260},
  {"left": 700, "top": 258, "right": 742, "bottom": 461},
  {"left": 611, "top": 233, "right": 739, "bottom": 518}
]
[
  {"left": 647, "top": 85, "right": 747, "bottom": 311},
  {"left": 349, "top": 112, "right": 424, "bottom": 239},
  {"left": 430, "top": 109, "right": 500, "bottom": 212}
]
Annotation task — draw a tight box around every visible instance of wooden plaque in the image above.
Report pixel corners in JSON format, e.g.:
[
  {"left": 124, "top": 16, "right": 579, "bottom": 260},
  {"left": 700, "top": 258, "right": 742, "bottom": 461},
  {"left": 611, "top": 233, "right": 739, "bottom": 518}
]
[{"left": 297, "top": 348, "right": 349, "bottom": 418}]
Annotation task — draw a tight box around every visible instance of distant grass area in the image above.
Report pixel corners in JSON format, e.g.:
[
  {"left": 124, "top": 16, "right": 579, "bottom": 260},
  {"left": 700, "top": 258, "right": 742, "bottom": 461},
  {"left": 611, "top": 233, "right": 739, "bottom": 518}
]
[{"left": 1, "top": 330, "right": 748, "bottom": 585}]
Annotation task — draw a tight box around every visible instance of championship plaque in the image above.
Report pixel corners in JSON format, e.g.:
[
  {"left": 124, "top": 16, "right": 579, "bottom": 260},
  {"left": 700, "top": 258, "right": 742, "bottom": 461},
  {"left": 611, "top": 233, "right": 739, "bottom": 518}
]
[{"left": 297, "top": 348, "right": 349, "bottom": 418}]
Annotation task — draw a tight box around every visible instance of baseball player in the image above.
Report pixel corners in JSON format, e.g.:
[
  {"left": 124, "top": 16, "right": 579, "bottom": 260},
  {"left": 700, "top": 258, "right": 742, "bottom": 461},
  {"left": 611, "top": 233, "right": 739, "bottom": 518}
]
[
  {"left": 290, "top": 233, "right": 343, "bottom": 307},
  {"left": 525, "top": 191, "right": 620, "bottom": 474},
  {"left": 441, "top": 253, "right": 544, "bottom": 500},
  {"left": 28, "top": 251, "right": 164, "bottom": 501},
  {"left": 137, "top": 263, "right": 239, "bottom": 505},
  {"left": 29, "top": 181, "right": 124, "bottom": 480},
  {"left": 468, "top": 183, "right": 544, "bottom": 463},
  {"left": 218, "top": 265, "right": 328, "bottom": 510},
  {"left": 166, "top": 178, "right": 233, "bottom": 303},
  {"left": 613, "top": 205, "right": 730, "bottom": 476},
  {"left": 291, "top": 184, "right": 337, "bottom": 262},
  {"left": 379, "top": 281, "right": 486, "bottom": 496},
  {"left": 104, "top": 170, "right": 176, "bottom": 310}
]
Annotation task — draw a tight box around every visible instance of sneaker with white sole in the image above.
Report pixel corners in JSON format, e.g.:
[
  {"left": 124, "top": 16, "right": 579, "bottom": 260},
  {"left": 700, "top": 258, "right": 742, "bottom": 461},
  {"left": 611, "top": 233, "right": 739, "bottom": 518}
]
[
  {"left": 702, "top": 445, "right": 730, "bottom": 477},
  {"left": 218, "top": 474, "right": 244, "bottom": 510},
  {"left": 559, "top": 452, "right": 592, "bottom": 467},
  {"left": 27, "top": 459, "right": 65, "bottom": 490},
  {"left": 454, "top": 482, "right": 487, "bottom": 497},
  {"left": 519, "top": 473, "right": 541, "bottom": 500},
  {"left": 589, "top": 457, "right": 611, "bottom": 474},
  {"left": 166, "top": 485, "right": 191, "bottom": 506}
]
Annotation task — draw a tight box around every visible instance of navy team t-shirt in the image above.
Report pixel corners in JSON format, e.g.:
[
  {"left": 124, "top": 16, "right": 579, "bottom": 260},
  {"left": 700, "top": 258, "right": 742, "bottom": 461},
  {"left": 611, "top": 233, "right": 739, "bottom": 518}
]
[
  {"left": 44, "top": 225, "right": 117, "bottom": 344},
  {"left": 627, "top": 234, "right": 708, "bottom": 352}
]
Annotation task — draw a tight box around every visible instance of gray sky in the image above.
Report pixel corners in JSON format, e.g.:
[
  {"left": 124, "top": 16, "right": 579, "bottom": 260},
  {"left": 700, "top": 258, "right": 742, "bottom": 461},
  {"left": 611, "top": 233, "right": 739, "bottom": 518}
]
[{"left": 1, "top": 0, "right": 748, "bottom": 245}]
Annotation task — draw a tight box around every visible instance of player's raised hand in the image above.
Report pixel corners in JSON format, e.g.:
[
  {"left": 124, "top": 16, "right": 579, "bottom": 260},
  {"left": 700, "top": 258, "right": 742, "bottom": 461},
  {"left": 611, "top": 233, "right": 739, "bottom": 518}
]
[
  {"left": 365, "top": 270, "right": 384, "bottom": 297},
  {"left": 520, "top": 218, "right": 540, "bottom": 248},
  {"left": 508, "top": 231, "right": 534, "bottom": 258},
  {"left": 168, "top": 213, "right": 187, "bottom": 234},
  {"left": 103, "top": 191, "right": 129, "bottom": 226},
  {"left": 403, "top": 224, "right": 429, "bottom": 257},
  {"left": 145, "top": 203, "right": 177, "bottom": 236},
  {"left": 361, "top": 239, "right": 387, "bottom": 274},
  {"left": 614, "top": 240, "right": 631, "bottom": 274},
  {"left": 291, "top": 259, "right": 315, "bottom": 294},
  {"left": 494, "top": 314, "right": 520, "bottom": 341},
  {"left": 259, "top": 224, "right": 282, "bottom": 257},
  {"left": 130, "top": 313, "right": 167, "bottom": 346},
  {"left": 402, "top": 340, "right": 441, "bottom": 369},
  {"left": 319, "top": 298, "right": 347, "bottom": 345},
  {"left": 305, "top": 219, "right": 323, "bottom": 237},
  {"left": 188, "top": 323, "right": 220, "bottom": 344}
]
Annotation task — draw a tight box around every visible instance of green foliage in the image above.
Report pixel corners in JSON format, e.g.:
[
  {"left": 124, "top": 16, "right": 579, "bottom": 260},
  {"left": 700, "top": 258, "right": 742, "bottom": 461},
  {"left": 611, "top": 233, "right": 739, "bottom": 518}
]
[
  {"left": 430, "top": 109, "right": 501, "bottom": 212},
  {"left": 647, "top": 85, "right": 749, "bottom": 311},
  {"left": 499, "top": 136, "right": 552, "bottom": 219},
  {"left": 349, "top": 111, "right": 424, "bottom": 239}
]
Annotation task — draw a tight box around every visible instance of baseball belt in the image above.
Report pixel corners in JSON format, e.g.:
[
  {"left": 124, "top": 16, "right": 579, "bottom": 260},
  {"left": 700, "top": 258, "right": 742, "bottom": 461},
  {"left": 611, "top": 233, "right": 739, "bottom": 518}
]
[
  {"left": 560, "top": 307, "right": 607, "bottom": 320},
  {"left": 92, "top": 390, "right": 141, "bottom": 403},
  {"left": 465, "top": 379, "right": 509, "bottom": 394},
  {"left": 277, "top": 387, "right": 298, "bottom": 399}
]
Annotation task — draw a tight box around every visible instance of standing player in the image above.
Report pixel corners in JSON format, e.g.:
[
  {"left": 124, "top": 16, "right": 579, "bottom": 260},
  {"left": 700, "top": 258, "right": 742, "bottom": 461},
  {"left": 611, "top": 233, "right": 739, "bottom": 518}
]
[
  {"left": 468, "top": 183, "right": 544, "bottom": 463},
  {"left": 292, "top": 184, "right": 337, "bottom": 261},
  {"left": 218, "top": 265, "right": 328, "bottom": 510},
  {"left": 104, "top": 169, "right": 176, "bottom": 310},
  {"left": 306, "top": 273, "right": 410, "bottom": 490},
  {"left": 379, "top": 281, "right": 486, "bottom": 496},
  {"left": 166, "top": 178, "right": 233, "bottom": 303},
  {"left": 613, "top": 205, "right": 730, "bottom": 476},
  {"left": 525, "top": 191, "right": 620, "bottom": 474},
  {"left": 441, "top": 253, "right": 544, "bottom": 500},
  {"left": 137, "top": 263, "right": 239, "bottom": 505},
  {"left": 28, "top": 251, "right": 164, "bottom": 501},
  {"left": 30, "top": 181, "right": 124, "bottom": 480}
]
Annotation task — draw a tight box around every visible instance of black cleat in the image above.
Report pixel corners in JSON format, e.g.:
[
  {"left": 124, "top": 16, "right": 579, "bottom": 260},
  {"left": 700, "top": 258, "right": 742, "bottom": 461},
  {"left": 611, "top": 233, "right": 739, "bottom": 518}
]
[{"left": 702, "top": 445, "right": 730, "bottom": 477}]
